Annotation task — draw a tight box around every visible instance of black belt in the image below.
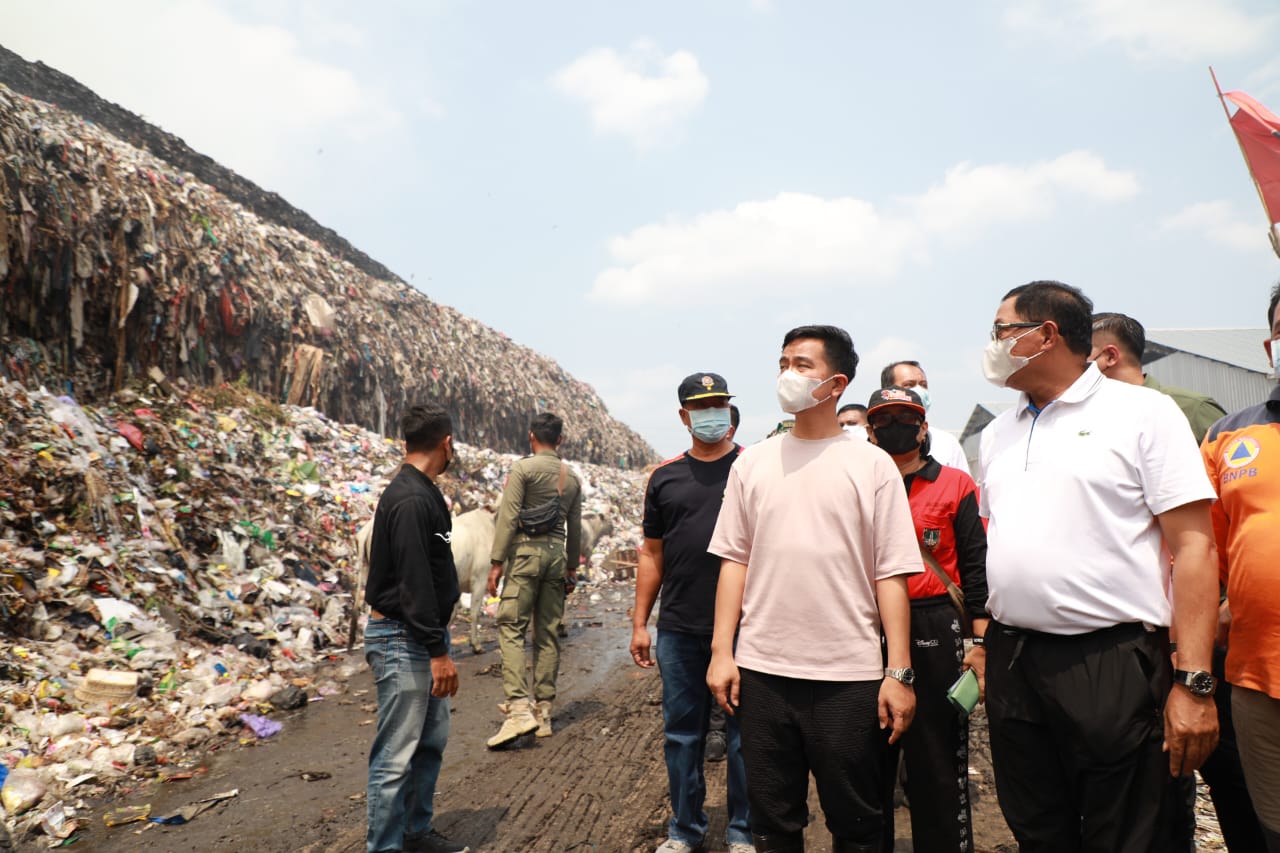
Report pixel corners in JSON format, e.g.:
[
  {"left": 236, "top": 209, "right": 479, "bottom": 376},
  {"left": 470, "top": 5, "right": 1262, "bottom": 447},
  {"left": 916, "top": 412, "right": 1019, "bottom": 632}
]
[{"left": 994, "top": 620, "right": 1165, "bottom": 667}]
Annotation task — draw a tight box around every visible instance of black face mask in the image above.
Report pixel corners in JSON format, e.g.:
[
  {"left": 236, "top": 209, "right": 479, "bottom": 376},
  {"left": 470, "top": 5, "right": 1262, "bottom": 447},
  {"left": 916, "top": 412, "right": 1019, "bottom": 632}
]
[{"left": 872, "top": 422, "right": 922, "bottom": 455}]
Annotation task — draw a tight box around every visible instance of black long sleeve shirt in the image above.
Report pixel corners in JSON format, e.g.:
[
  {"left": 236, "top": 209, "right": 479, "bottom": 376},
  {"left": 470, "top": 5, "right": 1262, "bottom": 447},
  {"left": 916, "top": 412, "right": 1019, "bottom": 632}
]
[{"left": 365, "top": 463, "right": 460, "bottom": 656}]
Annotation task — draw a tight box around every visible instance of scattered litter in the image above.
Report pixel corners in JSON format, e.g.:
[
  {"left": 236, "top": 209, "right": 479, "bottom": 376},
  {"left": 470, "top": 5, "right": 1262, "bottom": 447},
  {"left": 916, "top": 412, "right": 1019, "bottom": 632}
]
[
  {"left": 103, "top": 804, "right": 151, "bottom": 827},
  {"left": 238, "top": 714, "right": 283, "bottom": 739}
]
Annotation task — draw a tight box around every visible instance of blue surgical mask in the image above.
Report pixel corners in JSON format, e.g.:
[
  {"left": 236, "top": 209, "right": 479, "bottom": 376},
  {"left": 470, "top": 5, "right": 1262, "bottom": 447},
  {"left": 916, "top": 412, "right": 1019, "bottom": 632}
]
[
  {"left": 688, "top": 407, "right": 732, "bottom": 443},
  {"left": 911, "top": 385, "right": 931, "bottom": 412}
]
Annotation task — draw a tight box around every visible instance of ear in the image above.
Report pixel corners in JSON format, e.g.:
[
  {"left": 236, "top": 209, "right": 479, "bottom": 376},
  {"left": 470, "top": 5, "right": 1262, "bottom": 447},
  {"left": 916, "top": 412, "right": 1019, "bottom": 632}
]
[{"left": 1037, "top": 321, "right": 1059, "bottom": 352}]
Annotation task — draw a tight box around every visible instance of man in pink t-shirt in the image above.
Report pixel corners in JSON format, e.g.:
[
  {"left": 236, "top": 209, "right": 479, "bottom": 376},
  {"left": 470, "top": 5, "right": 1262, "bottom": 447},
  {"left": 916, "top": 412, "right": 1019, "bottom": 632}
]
[{"left": 707, "top": 325, "right": 920, "bottom": 853}]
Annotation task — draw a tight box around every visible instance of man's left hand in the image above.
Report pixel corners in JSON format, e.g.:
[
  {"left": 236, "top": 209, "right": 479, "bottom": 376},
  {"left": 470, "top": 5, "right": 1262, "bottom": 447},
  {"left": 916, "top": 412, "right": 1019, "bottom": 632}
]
[
  {"left": 486, "top": 562, "right": 503, "bottom": 598},
  {"left": 878, "top": 678, "right": 916, "bottom": 745},
  {"left": 1163, "top": 686, "right": 1219, "bottom": 776}
]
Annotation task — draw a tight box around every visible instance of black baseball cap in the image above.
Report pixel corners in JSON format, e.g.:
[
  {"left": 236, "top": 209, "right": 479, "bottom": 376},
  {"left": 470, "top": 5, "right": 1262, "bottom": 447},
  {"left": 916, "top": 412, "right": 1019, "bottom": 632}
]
[
  {"left": 678, "top": 372, "right": 733, "bottom": 403},
  {"left": 867, "top": 386, "right": 925, "bottom": 416}
]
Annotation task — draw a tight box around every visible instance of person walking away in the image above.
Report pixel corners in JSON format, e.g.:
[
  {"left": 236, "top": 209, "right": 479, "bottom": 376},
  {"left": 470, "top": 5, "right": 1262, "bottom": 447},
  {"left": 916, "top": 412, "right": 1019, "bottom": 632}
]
[
  {"left": 486, "top": 412, "right": 583, "bottom": 747},
  {"left": 631, "top": 372, "right": 754, "bottom": 853},
  {"left": 364, "top": 403, "right": 468, "bottom": 853},
  {"left": 1198, "top": 283, "right": 1280, "bottom": 853},
  {"left": 978, "top": 281, "right": 1220, "bottom": 853},
  {"left": 707, "top": 325, "right": 920, "bottom": 853}
]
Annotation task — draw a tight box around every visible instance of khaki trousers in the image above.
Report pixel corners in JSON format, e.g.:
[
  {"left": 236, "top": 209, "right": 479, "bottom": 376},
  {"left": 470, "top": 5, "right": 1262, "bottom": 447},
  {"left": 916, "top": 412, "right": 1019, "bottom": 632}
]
[{"left": 497, "top": 539, "right": 566, "bottom": 702}]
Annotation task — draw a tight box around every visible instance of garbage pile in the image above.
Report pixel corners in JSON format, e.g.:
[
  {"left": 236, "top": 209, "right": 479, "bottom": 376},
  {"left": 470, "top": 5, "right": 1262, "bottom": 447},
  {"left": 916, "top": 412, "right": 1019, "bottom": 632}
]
[
  {"left": 0, "top": 81, "right": 656, "bottom": 468},
  {"left": 0, "top": 375, "right": 645, "bottom": 843}
]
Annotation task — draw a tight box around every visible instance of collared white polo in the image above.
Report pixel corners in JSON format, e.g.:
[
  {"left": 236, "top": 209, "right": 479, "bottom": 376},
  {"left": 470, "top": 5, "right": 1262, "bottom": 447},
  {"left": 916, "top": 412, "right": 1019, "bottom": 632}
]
[
  {"left": 977, "top": 363, "right": 1216, "bottom": 635},
  {"left": 929, "top": 428, "right": 971, "bottom": 475}
]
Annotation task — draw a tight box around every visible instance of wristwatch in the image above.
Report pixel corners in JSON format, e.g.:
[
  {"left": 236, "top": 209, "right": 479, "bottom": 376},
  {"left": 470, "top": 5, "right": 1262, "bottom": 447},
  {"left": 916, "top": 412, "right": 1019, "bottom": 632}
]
[
  {"left": 885, "top": 667, "right": 916, "bottom": 686},
  {"left": 1173, "top": 669, "right": 1218, "bottom": 697}
]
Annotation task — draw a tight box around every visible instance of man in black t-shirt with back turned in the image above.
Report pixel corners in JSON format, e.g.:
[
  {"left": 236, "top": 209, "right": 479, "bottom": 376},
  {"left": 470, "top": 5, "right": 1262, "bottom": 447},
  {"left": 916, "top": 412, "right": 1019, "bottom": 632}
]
[{"left": 631, "top": 373, "right": 754, "bottom": 853}]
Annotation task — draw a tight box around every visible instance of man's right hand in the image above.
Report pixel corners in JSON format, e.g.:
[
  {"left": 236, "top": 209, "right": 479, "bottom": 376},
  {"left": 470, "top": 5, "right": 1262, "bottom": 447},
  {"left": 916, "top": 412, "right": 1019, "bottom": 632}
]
[
  {"left": 486, "top": 562, "right": 503, "bottom": 598},
  {"left": 430, "top": 655, "right": 458, "bottom": 698},
  {"left": 629, "top": 625, "right": 654, "bottom": 668},
  {"left": 706, "top": 652, "right": 740, "bottom": 715}
]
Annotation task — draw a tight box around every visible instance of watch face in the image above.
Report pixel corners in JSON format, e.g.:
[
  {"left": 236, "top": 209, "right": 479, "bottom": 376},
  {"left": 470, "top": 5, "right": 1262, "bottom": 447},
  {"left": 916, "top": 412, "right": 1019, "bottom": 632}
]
[
  {"left": 1190, "top": 672, "right": 1215, "bottom": 696},
  {"left": 898, "top": 668, "right": 916, "bottom": 685}
]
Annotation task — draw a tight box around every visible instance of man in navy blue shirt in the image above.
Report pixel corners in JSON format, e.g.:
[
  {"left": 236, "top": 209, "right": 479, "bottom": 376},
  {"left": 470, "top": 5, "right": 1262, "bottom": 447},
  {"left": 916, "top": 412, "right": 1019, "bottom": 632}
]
[{"left": 631, "top": 373, "right": 753, "bottom": 853}]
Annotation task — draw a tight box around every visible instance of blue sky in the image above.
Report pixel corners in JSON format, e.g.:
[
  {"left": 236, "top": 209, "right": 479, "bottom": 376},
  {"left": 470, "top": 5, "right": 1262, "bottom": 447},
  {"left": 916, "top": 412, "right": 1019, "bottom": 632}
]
[{"left": 7, "top": 0, "right": 1280, "bottom": 457}]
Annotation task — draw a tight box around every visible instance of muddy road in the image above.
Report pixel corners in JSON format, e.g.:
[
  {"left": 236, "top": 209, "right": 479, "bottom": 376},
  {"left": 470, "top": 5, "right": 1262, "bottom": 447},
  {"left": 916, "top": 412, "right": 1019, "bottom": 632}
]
[{"left": 68, "top": 582, "right": 1029, "bottom": 853}]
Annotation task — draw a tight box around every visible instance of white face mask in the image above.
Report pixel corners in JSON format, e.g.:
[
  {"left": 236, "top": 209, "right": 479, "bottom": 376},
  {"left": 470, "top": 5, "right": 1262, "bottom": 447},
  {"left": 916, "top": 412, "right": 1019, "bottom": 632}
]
[
  {"left": 1269, "top": 336, "right": 1280, "bottom": 380},
  {"left": 842, "top": 424, "right": 869, "bottom": 440},
  {"left": 982, "top": 325, "right": 1044, "bottom": 388},
  {"left": 777, "top": 370, "right": 836, "bottom": 414}
]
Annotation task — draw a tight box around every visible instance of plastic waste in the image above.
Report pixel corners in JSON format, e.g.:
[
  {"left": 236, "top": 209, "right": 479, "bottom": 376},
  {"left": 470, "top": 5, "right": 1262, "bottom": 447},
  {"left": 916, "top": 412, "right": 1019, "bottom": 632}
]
[
  {"left": 238, "top": 714, "right": 282, "bottom": 738},
  {"left": 1, "top": 769, "right": 48, "bottom": 814},
  {"left": 103, "top": 804, "right": 151, "bottom": 826}
]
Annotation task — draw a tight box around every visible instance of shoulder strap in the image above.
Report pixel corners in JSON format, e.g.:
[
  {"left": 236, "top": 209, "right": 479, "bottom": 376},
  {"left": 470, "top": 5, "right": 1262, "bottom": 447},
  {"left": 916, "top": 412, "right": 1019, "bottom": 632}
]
[
  {"left": 919, "top": 545, "right": 963, "bottom": 599},
  {"left": 556, "top": 461, "right": 567, "bottom": 496}
]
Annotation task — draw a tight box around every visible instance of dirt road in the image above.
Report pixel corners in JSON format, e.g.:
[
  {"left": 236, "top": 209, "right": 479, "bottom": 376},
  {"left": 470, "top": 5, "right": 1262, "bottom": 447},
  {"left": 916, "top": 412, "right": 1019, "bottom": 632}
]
[{"left": 69, "top": 583, "right": 1028, "bottom": 853}]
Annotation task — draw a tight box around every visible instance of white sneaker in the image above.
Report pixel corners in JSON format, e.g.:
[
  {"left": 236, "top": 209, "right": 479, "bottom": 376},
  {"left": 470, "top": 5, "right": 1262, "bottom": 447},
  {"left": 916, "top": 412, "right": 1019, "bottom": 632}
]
[
  {"left": 654, "top": 840, "right": 698, "bottom": 853},
  {"left": 728, "top": 844, "right": 757, "bottom": 853}
]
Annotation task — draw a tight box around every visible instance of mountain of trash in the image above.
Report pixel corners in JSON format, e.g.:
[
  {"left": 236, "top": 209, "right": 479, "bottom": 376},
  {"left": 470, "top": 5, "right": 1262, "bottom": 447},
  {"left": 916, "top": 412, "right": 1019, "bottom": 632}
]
[
  {"left": 0, "top": 68, "right": 656, "bottom": 469},
  {"left": 0, "top": 374, "right": 645, "bottom": 842}
]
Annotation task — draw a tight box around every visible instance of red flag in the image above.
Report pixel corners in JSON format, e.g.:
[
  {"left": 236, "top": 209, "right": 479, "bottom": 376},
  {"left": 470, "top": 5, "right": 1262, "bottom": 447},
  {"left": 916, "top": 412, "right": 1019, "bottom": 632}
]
[{"left": 1223, "top": 90, "right": 1280, "bottom": 231}]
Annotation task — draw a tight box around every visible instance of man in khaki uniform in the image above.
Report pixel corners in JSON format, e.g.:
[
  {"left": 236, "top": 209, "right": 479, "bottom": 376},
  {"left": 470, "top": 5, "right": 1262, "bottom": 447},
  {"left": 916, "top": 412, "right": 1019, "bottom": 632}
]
[{"left": 486, "top": 412, "right": 583, "bottom": 748}]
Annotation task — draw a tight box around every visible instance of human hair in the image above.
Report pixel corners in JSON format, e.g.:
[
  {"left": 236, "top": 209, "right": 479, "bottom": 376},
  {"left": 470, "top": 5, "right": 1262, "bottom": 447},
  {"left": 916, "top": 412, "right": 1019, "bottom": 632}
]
[
  {"left": 837, "top": 403, "right": 867, "bottom": 416},
  {"left": 1002, "top": 280, "right": 1094, "bottom": 356},
  {"left": 401, "top": 402, "right": 452, "bottom": 453},
  {"left": 730, "top": 404, "right": 740, "bottom": 429},
  {"left": 1091, "top": 312, "right": 1145, "bottom": 363},
  {"left": 781, "top": 325, "right": 858, "bottom": 381},
  {"left": 879, "top": 361, "right": 920, "bottom": 389},
  {"left": 1269, "top": 280, "right": 1280, "bottom": 329},
  {"left": 529, "top": 412, "right": 564, "bottom": 446}
]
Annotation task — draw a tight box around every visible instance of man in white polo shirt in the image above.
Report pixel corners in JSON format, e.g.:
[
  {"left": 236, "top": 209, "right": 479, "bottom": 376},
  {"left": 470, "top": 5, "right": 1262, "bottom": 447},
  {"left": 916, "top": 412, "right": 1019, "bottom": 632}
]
[
  {"left": 977, "top": 281, "right": 1221, "bottom": 853},
  {"left": 707, "top": 325, "right": 920, "bottom": 853}
]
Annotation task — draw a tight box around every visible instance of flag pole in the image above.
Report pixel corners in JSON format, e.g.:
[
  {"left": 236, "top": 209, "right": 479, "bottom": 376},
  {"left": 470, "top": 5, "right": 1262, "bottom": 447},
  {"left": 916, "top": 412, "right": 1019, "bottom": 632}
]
[{"left": 1210, "top": 65, "right": 1279, "bottom": 252}]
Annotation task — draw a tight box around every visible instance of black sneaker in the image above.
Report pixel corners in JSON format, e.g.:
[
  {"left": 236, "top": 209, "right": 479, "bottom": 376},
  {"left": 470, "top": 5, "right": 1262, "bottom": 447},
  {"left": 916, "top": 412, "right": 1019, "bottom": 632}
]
[
  {"left": 405, "top": 829, "right": 470, "bottom": 853},
  {"left": 705, "top": 730, "right": 727, "bottom": 763}
]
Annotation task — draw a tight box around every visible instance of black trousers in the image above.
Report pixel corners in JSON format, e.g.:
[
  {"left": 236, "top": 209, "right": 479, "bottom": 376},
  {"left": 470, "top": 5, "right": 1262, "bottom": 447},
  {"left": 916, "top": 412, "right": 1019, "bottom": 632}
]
[
  {"left": 1174, "top": 646, "right": 1268, "bottom": 852},
  {"left": 880, "top": 598, "right": 973, "bottom": 853},
  {"left": 986, "top": 621, "right": 1178, "bottom": 853},
  {"left": 737, "top": 667, "right": 885, "bottom": 844}
]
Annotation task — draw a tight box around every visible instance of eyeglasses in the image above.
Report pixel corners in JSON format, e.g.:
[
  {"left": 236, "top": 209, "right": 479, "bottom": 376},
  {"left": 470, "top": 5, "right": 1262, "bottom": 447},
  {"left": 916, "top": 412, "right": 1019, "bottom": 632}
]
[
  {"left": 990, "top": 321, "right": 1043, "bottom": 341},
  {"left": 868, "top": 411, "right": 923, "bottom": 428}
]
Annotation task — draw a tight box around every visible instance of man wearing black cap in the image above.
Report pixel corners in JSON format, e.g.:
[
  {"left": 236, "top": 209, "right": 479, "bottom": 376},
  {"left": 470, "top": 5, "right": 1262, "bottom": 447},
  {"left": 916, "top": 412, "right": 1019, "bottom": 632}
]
[
  {"left": 866, "top": 387, "right": 989, "bottom": 853},
  {"left": 631, "top": 372, "right": 754, "bottom": 853}
]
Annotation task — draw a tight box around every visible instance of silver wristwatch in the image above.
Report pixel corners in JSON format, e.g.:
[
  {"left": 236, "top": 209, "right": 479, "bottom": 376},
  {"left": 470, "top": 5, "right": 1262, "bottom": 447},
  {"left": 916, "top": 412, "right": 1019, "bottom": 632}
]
[{"left": 885, "top": 667, "right": 916, "bottom": 686}]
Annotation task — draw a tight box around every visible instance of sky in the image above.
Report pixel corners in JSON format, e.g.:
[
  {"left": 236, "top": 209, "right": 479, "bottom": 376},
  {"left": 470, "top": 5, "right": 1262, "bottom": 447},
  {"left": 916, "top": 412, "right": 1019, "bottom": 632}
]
[{"left": 6, "top": 0, "right": 1280, "bottom": 457}]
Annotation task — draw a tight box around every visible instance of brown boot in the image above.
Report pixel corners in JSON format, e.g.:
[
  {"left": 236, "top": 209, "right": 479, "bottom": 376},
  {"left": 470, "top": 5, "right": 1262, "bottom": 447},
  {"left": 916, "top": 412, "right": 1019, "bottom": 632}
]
[{"left": 486, "top": 698, "right": 538, "bottom": 749}]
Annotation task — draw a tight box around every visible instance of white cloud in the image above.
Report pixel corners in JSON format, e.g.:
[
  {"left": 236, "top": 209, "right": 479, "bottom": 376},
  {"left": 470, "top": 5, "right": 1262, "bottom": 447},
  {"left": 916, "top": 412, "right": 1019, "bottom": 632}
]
[
  {"left": 553, "top": 40, "right": 709, "bottom": 148},
  {"left": 910, "top": 151, "right": 1138, "bottom": 239},
  {"left": 1159, "top": 200, "right": 1268, "bottom": 250},
  {"left": 1004, "top": 0, "right": 1276, "bottom": 61},
  {"left": 2, "top": 0, "right": 401, "bottom": 184},
  {"left": 590, "top": 151, "right": 1138, "bottom": 305}
]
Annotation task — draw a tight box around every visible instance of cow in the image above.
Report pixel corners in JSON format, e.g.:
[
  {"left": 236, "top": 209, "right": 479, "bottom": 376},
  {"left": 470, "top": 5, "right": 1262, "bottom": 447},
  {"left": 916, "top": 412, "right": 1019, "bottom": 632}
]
[
  {"left": 578, "top": 511, "right": 614, "bottom": 571},
  {"left": 450, "top": 507, "right": 497, "bottom": 655},
  {"left": 350, "top": 507, "right": 496, "bottom": 655}
]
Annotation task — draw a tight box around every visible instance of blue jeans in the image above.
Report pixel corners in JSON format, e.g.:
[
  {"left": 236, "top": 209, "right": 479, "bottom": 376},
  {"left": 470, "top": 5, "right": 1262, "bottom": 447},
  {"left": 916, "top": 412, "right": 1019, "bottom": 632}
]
[
  {"left": 365, "top": 618, "right": 452, "bottom": 853},
  {"left": 657, "top": 628, "right": 752, "bottom": 847}
]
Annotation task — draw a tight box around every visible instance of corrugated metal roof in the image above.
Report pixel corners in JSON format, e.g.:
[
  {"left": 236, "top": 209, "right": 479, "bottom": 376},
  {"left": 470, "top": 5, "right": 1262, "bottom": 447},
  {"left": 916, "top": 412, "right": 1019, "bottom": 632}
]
[{"left": 1145, "top": 328, "right": 1271, "bottom": 373}]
